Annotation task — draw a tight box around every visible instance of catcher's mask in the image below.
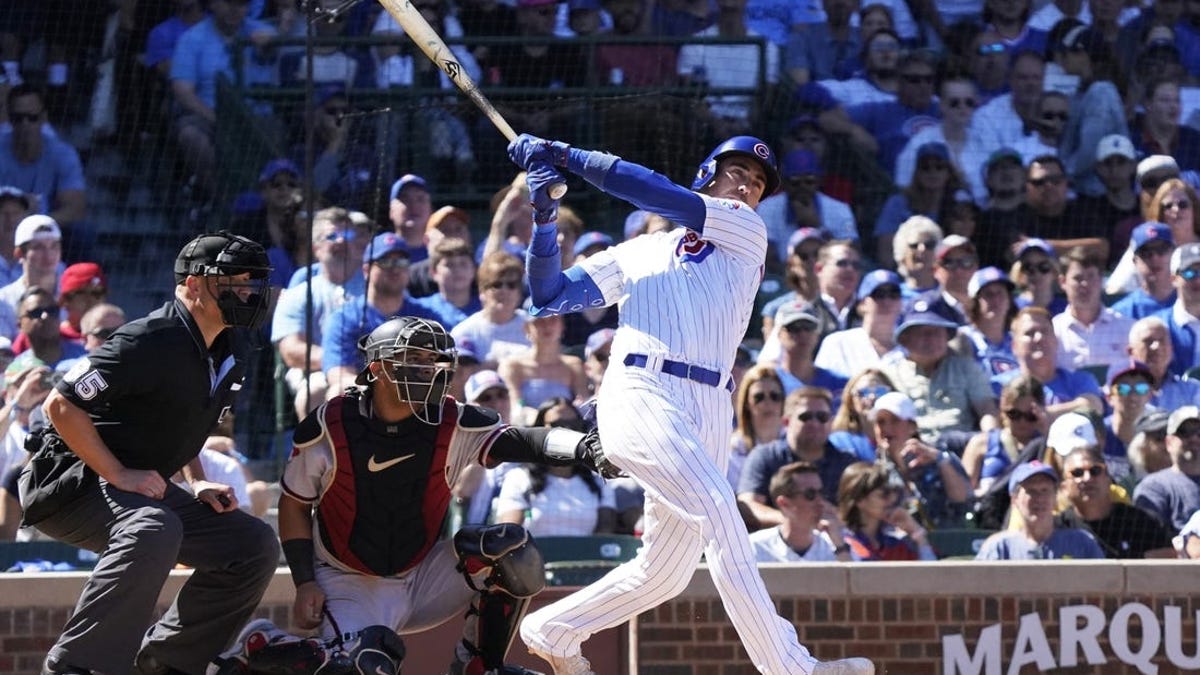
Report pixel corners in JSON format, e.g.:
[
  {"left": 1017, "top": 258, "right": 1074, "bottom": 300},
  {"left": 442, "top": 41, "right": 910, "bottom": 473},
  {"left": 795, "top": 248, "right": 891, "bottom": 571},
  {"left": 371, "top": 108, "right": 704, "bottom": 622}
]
[
  {"left": 357, "top": 316, "right": 458, "bottom": 424},
  {"left": 174, "top": 231, "right": 272, "bottom": 330}
]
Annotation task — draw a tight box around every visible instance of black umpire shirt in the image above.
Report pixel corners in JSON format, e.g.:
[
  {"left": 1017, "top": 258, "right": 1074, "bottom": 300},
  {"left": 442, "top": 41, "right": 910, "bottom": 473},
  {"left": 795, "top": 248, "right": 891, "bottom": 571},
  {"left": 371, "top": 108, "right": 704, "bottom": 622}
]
[{"left": 52, "top": 299, "right": 249, "bottom": 478}]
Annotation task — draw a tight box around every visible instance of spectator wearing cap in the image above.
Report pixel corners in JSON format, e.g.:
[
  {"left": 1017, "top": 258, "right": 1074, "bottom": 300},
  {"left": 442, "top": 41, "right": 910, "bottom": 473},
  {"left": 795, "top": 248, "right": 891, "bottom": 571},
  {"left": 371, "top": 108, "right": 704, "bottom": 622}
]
[
  {"left": 1078, "top": 134, "right": 1140, "bottom": 269},
  {"left": 409, "top": 206, "right": 474, "bottom": 299},
  {"left": 772, "top": 302, "right": 848, "bottom": 401},
  {"left": 456, "top": 369, "right": 516, "bottom": 525},
  {"left": 272, "top": 209, "right": 370, "bottom": 415},
  {"left": 388, "top": 174, "right": 433, "bottom": 264},
  {"left": 1132, "top": 78, "right": 1200, "bottom": 176},
  {"left": 782, "top": 0, "right": 860, "bottom": 84},
  {"left": 738, "top": 386, "right": 859, "bottom": 526},
  {"left": 814, "top": 269, "right": 904, "bottom": 379},
  {"left": 778, "top": 115, "right": 856, "bottom": 205},
  {"left": 54, "top": 262, "right": 106, "bottom": 341},
  {"left": 757, "top": 148, "right": 857, "bottom": 266},
  {"left": 1101, "top": 360, "right": 1157, "bottom": 483},
  {"left": 968, "top": 51, "right": 1047, "bottom": 159},
  {"left": 975, "top": 461, "right": 1106, "bottom": 559},
  {"left": 974, "top": 148, "right": 1027, "bottom": 267},
  {"left": 1017, "top": 155, "right": 1110, "bottom": 263},
  {"left": 890, "top": 215, "right": 941, "bottom": 300},
  {"left": 451, "top": 252, "right": 532, "bottom": 368},
  {"left": 995, "top": 306, "right": 1103, "bottom": 416},
  {"left": 932, "top": 234, "right": 979, "bottom": 321},
  {"left": 760, "top": 228, "right": 827, "bottom": 335},
  {"left": 1052, "top": 246, "right": 1135, "bottom": 370},
  {"left": 0, "top": 187, "right": 31, "bottom": 287},
  {"left": 895, "top": 73, "right": 986, "bottom": 194},
  {"left": 873, "top": 142, "right": 964, "bottom": 268},
  {"left": 0, "top": 214, "right": 63, "bottom": 335},
  {"left": 1011, "top": 237, "right": 1068, "bottom": 316},
  {"left": 880, "top": 296, "right": 999, "bottom": 452},
  {"left": 1129, "top": 409, "right": 1172, "bottom": 482},
  {"left": 1126, "top": 316, "right": 1200, "bottom": 414},
  {"left": 1109, "top": 222, "right": 1178, "bottom": 317},
  {"left": 748, "top": 461, "right": 856, "bottom": 563},
  {"left": 961, "top": 266, "right": 1019, "bottom": 377},
  {"left": 1136, "top": 155, "right": 1182, "bottom": 213},
  {"left": 869, "top": 392, "right": 972, "bottom": 528},
  {"left": 321, "top": 232, "right": 442, "bottom": 394},
  {"left": 230, "top": 159, "right": 304, "bottom": 289},
  {"left": 1154, "top": 242, "right": 1200, "bottom": 377},
  {"left": 1133, "top": 406, "right": 1200, "bottom": 534},
  {"left": 1174, "top": 509, "right": 1200, "bottom": 558}
]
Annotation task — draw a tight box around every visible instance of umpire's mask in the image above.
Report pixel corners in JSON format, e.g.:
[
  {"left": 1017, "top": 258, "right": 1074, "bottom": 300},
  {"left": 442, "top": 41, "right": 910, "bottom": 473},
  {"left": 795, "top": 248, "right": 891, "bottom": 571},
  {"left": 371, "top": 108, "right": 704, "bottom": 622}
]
[
  {"left": 357, "top": 316, "right": 457, "bottom": 424},
  {"left": 175, "top": 231, "right": 272, "bottom": 330}
]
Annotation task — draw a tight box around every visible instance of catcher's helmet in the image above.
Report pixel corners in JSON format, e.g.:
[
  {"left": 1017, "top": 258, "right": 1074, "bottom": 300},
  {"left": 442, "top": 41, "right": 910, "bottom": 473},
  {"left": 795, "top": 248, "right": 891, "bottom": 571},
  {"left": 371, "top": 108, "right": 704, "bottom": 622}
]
[
  {"left": 691, "top": 136, "right": 781, "bottom": 198},
  {"left": 174, "top": 231, "right": 272, "bottom": 329},
  {"left": 357, "top": 316, "right": 458, "bottom": 424}
]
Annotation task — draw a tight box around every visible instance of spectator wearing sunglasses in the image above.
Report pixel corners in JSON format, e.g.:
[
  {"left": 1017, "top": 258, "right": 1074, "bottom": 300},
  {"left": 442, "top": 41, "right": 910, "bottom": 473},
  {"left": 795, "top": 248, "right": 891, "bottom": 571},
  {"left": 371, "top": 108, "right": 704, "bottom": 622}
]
[
  {"left": 961, "top": 266, "right": 1019, "bottom": 378},
  {"left": 759, "top": 228, "right": 827, "bottom": 336},
  {"left": 0, "top": 215, "right": 62, "bottom": 338},
  {"left": 730, "top": 366, "right": 788, "bottom": 491},
  {"left": 1010, "top": 238, "right": 1068, "bottom": 316},
  {"left": 1125, "top": 316, "right": 1200, "bottom": 414},
  {"left": 975, "top": 460, "right": 1105, "bottom": 560},
  {"left": 738, "top": 386, "right": 858, "bottom": 528},
  {"left": 1017, "top": 155, "right": 1110, "bottom": 263},
  {"left": 814, "top": 269, "right": 904, "bottom": 379},
  {"left": 1153, "top": 242, "right": 1200, "bottom": 377},
  {"left": 772, "top": 303, "right": 848, "bottom": 403},
  {"left": 1134, "top": 405, "right": 1200, "bottom": 535},
  {"left": 756, "top": 149, "right": 857, "bottom": 267},
  {"left": 869, "top": 392, "right": 971, "bottom": 529},
  {"left": 451, "top": 252, "right": 532, "bottom": 369},
  {"left": 931, "top": 235, "right": 978, "bottom": 323},
  {"left": 749, "top": 461, "right": 856, "bottom": 562},
  {"left": 963, "top": 374, "right": 1048, "bottom": 496},
  {"left": 837, "top": 460, "right": 935, "bottom": 561},
  {"left": 11, "top": 286, "right": 83, "bottom": 370},
  {"left": 1107, "top": 221, "right": 1177, "bottom": 313},
  {"left": 894, "top": 73, "right": 983, "bottom": 194},
  {"left": 1100, "top": 360, "right": 1157, "bottom": 487},
  {"left": 829, "top": 368, "right": 896, "bottom": 462},
  {"left": 230, "top": 159, "right": 304, "bottom": 289}
]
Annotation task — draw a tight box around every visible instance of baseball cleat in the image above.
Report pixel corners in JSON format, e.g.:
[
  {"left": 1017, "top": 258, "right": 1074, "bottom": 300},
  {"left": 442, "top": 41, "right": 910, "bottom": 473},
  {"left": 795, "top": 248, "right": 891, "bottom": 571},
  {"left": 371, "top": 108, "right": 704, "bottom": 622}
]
[
  {"left": 527, "top": 647, "right": 595, "bottom": 675},
  {"left": 812, "top": 657, "right": 876, "bottom": 674}
]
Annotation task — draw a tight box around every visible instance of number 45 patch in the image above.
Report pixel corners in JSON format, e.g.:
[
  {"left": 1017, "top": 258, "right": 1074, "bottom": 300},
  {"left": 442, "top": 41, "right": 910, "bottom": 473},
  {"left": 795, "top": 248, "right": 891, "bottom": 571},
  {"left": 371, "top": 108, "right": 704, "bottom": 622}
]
[
  {"left": 63, "top": 358, "right": 109, "bottom": 400},
  {"left": 675, "top": 230, "right": 714, "bottom": 264}
]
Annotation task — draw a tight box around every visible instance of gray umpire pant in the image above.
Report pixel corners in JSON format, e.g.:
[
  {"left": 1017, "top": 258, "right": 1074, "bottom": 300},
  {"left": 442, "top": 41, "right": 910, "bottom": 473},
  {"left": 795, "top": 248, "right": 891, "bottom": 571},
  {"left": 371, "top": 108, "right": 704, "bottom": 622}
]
[{"left": 34, "top": 478, "right": 280, "bottom": 675}]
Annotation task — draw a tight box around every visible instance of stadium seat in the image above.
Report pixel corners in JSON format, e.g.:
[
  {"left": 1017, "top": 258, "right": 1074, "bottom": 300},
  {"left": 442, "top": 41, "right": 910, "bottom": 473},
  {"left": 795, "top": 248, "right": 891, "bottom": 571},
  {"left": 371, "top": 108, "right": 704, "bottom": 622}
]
[
  {"left": 927, "top": 528, "right": 996, "bottom": 560},
  {"left": 536, "top": 534, "right": 642, "bottom": 586},
  {"left": 1079, "top": 364, "right": 1109, "bottom": 388}
]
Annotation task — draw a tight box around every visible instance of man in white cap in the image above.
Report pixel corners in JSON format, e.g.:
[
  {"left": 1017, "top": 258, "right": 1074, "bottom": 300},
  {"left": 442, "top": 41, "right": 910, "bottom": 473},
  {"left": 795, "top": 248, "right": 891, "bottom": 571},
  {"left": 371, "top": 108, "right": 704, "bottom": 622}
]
[
  {"left": 774, "top": 302, "right": 847, "bottom": 398},
  {"left": 1155, "top": 241, "right": 1200, "bottom": 377},
  {"left": 1135, "top": 155, "right": 1180, "bottom": 211},
  {"left": 975, "top": 460, "right": 1105, "bottom": 559},
  {"left": 0, "top": 214, "right": 62, "bottom": 336},
  {"left": 1077, "top": 134, "right": 1138, "bottom": 258},
  {"left": 1133, "top": 405, "right": 1200, "bottom": 534}
]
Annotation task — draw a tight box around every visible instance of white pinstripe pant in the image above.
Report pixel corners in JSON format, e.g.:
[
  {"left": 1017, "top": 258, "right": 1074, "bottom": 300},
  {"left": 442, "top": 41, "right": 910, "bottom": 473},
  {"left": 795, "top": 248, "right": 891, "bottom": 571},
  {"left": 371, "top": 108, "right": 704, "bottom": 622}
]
[{"left": 520, "top": 366, "right": 819, "bottom": 674}]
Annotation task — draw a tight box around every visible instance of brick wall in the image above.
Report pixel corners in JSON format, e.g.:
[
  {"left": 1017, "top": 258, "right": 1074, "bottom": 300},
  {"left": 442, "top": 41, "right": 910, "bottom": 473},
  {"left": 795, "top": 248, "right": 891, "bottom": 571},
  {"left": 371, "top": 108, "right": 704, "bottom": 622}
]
[{"left": 3, "top": 562, "right": 1198, "bottom": 674}]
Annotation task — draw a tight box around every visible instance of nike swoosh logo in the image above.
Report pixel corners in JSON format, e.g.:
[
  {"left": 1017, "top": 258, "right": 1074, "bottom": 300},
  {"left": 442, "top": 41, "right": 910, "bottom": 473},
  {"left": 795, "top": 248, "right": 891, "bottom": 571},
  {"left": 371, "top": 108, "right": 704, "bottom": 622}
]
[{"left": 367, "top": 454, "right": 416, "bottom": 472}]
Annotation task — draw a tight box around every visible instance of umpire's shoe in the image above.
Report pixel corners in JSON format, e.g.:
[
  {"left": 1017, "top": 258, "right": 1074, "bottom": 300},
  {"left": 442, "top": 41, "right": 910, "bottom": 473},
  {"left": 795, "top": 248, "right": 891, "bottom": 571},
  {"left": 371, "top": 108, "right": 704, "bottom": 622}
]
[
  {"left": 41, "top": 657, "right": 91, "bottom": 675},
  {"left": 813, "top": 657, "right": 876, "bottom": 674}
]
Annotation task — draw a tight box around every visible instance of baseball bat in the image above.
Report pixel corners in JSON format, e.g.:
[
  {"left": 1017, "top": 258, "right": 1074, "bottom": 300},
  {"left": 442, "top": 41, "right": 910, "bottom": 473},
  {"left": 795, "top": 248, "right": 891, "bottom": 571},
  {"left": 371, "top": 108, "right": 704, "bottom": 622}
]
[{"left": 375, "top": 0, "right": 568, "bottom": 199}]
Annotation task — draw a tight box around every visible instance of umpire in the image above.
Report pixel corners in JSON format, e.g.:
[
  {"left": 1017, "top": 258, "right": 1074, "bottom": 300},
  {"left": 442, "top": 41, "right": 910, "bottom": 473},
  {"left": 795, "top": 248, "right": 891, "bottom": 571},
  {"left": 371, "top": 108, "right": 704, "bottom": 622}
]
[{"left": 18, "top": 231, "right": 281, "bottom": 675}]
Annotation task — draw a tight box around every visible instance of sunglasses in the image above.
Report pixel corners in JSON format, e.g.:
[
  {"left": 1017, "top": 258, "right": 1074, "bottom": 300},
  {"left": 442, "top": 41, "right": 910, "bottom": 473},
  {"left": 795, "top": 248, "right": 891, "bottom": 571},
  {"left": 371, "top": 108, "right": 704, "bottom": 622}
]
[
  {"left": 475, "top": 389, "right": 509, "bottom": 404},
  {"left": 592, "top": 351, "right": 610, "bottom": 363},
  {"left": 870, "top": 288, "right": 902, "bottom": 301},
  {"left": 1068, "top": 465, "right": 1106, "bottom": 479},
  {"left": 10, "top": 112, "right": 42, "bottom": 124},
  {"left": 373, "top": 257, "right": 410, "bottom": 270},
  {"left": 1136, "top": 244, "right": 1172, "bottom": 259},
  {"left": 1041, "top": 111, "right": 1069, "bottom": 121},
  {"left": 789, "top": 487, "right": 822, "bottom": 502},
  {"left": 939, "top": 257, "right": 977, "bottom": 270},
  {"left": 23, "top": 305, "right": 58, "bottom": 320},
  {"left": 751, "top": 391, "right": 784, "bottom": 404},
  {"left": 321, "top": 229, "right": 358, "bottom": 243},
  {"left": 1024, "top": 261, "right": 1055, "bottom": 274},
  {"left": 908, "top": 239, "right": 936, "bottom": 250},
  {"left": 946, "top": 97, "right": 977, "bottom": 109},
  {"left": 977, "top": 42, "right": 1006, "bottom": 56},
  {"left": 1028, "top": 175, "right": 1067, "bottom": 188},
  {"left": 486, "top": 280, "right": 521, "bottom": 290},
  {"left": 833, "top": 258, "right": 863, "bottom": 270},
  {"left": 857, "top": 385, "right": 890, "bottom": 399},
  {"left": 796, "top": 411, "right": 832, "bottom": 424},
  {"left": 796, "top": 251, "right": 817, "bottom": 263},
  {"left": 1115, "top": 382, "right": 1152, "bottom": 396},
  {"left": 1004, "top": 408, "right": 1038, "bottom": 423},
  {"left": 783, "top": 322, "right": 817, "bottom": 334},
  {"left": 1162, "top": 199, "right": 1192, "bottom": 210},
  {"left": 1180, "top": 268, "right": 1200, "bottom": 281}
]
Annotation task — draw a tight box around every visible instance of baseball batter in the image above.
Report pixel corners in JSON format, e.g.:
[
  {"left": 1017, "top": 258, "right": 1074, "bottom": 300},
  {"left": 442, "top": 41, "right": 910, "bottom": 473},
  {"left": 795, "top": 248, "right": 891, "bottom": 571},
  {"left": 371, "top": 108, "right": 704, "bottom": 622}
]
[{"left": 507, "top": 135, "right": 875, "bottom": 675}]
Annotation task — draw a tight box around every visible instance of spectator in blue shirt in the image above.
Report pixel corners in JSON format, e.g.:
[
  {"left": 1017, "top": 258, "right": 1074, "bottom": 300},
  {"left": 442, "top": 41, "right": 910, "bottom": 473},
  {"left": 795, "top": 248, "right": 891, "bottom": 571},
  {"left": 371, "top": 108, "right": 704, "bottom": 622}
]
[
  {"left": 848, "top": 49, "right": 941, "bottom": 178},
  {"left": 1111, "top": 222, "right": 1178, "bottom": 319},
  {"left": 144, "top": 0, "right": 207, "bottom": 77},
  {"left": 1127, "top": 316, "right": 1200, "bottom": 413},
  {"left": 975, "top": 461, "right": 1106, "bottom": 559},
  {"left": 992, "top": 305, "right": 1103, "bottom": 416}
]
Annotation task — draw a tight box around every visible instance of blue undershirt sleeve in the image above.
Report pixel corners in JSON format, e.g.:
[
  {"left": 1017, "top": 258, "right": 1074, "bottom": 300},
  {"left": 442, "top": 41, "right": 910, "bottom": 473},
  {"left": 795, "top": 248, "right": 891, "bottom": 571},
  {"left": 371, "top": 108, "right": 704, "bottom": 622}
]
[
  {"left": 525, "top": 223, "right": 605, "bottom": 316},
  {"left": 566, "top": 148, "right": 708, "bottom": 233}
]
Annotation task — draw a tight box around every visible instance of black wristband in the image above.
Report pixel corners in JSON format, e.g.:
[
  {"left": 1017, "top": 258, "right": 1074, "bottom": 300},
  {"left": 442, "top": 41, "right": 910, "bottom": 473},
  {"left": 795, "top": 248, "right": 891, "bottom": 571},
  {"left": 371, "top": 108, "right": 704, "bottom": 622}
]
[{"left": 281, "top": 538, "right": 317, "bottom": 588}]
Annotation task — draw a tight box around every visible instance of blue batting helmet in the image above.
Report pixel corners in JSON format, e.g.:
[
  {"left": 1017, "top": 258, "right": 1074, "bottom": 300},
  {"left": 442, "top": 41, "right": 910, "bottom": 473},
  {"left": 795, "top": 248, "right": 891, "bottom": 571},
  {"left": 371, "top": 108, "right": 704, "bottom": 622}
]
[{"left": 691, "top": 136, "right": 781, "bottom": 198}]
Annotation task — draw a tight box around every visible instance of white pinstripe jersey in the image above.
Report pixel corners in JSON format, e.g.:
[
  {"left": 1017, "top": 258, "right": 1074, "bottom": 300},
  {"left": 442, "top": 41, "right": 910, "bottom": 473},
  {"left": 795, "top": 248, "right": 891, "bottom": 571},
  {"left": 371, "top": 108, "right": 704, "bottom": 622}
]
[{"left": 577, "top": 194, "right": 767, "bottom": 372}]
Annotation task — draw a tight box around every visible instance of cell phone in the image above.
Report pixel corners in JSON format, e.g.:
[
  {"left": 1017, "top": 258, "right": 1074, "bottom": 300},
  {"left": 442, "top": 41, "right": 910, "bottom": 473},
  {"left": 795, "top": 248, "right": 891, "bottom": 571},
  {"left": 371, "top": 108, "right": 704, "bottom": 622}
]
[{"left": 217, "top": 494, "right": 232, "bottom": 508}]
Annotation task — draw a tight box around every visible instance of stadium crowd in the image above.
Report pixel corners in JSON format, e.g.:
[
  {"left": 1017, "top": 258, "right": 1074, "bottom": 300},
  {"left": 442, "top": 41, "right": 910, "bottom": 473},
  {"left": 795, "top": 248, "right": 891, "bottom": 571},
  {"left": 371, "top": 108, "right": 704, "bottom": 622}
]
[{"left": 2, "top": 0, "right": 1200, "bottom": 567}]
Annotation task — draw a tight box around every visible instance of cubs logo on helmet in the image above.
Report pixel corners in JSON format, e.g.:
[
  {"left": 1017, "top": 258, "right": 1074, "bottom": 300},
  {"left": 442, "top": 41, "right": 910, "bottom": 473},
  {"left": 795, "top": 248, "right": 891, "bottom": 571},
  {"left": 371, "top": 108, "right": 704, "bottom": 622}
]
[{"left": 690, "top": 136, "right": 781, "bottom": 197}]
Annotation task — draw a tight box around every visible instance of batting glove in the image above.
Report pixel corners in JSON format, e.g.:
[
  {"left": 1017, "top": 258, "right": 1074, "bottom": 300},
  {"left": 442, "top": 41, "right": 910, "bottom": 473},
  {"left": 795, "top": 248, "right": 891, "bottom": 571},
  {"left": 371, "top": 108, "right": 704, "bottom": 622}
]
[
  {"left": 526, "top": 162, "right": 563, "bottom": 224},
  {"left": 508, "top": 134, "right": 570, "bottom": 171}
]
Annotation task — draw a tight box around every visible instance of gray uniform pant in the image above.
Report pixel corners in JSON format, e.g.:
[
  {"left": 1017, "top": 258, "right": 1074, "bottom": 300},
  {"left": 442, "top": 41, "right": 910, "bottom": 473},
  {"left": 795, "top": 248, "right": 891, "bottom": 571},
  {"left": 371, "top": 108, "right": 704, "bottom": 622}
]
[{"left": 34, "top": 478, "right": 280, "bottom": 675}]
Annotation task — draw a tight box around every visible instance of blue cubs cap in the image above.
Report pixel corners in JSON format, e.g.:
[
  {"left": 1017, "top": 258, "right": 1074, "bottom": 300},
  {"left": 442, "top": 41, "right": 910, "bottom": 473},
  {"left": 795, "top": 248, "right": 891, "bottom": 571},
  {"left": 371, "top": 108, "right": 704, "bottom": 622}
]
[
  {"left": 692, "top": 136, "right": 781, "bottom": 197},
  {"left": 967, "top": 266, "right": 1014, "bottom": 299},
  {"left": 1008, "top": 460, "right": 1059, "bottom": 494},
  {"left": 1015, "top": 238, "right": 1055, "bottom": 260},
  {"left": 390, "top": 174, "right": 428, "bottom": 201},
  {"left": 782, "top": 149, "right": 821, "bottom": 178},
  {"left": 916, "top": 142, "right": 950, "bottom": 163},
  {"left": 1131, "top": 222, "right": 1174, "bottom": 251},
  {"left": 573, "top": 231, "right": 614, "bottom": 257},
  {"left": 363, "top": 232, "right": 410, "bottom": 264},
  {"left": 895, "top": 295, "right": 959, "bottom": 340},
  {"left": 259, "top": 158, "right": 301, "bottom": 184},
  {"left": 857, "top": 269, "right": 902, "bottom": 301}
]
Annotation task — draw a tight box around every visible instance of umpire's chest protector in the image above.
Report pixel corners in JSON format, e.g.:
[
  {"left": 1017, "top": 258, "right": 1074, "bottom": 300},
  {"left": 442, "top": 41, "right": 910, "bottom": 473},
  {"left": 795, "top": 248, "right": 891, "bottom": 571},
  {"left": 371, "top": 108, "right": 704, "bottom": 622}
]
[{"left": 316, "top": 397, "right": 457, "bottom": 577}]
